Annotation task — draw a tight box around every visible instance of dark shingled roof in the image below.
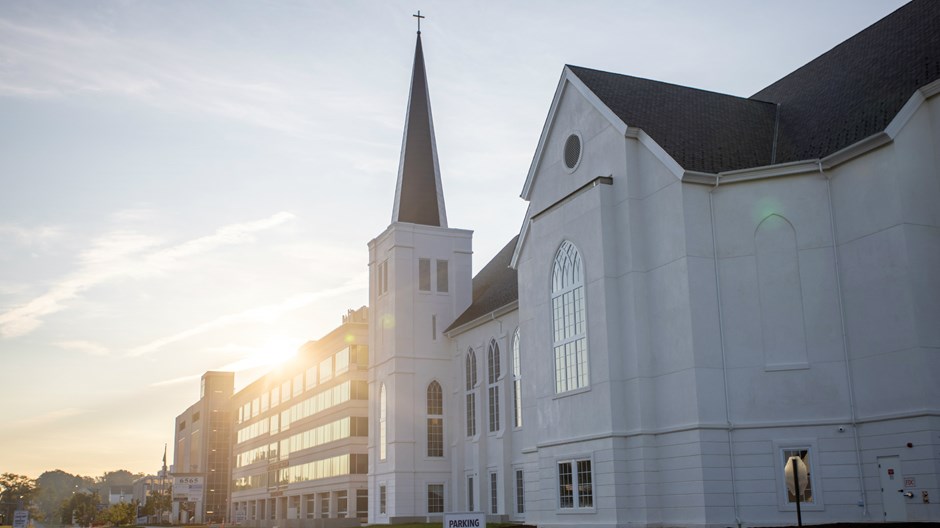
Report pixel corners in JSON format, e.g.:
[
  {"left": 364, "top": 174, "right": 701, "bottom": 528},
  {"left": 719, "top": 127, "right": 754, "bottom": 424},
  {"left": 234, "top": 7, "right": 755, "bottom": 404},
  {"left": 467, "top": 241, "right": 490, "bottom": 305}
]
[
  {"left": 751, "top": 0, "right": 940, "bottom": 163},
  {"left": 568, "top": 66, "right": 778, "bottom": 174},
  {"left": 446, "top": 235, "right": 519, "bottom": 333},
  {"left": 568, "top": 0, "right": 940, "bottom": 173}
]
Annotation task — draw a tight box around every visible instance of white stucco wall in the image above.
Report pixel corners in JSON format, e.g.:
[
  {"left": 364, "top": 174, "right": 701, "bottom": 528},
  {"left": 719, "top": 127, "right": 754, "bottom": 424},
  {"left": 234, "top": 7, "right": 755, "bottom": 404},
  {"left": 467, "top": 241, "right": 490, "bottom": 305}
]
[{"left": 508, "top": 79, "right": 940, "bottom": 527}]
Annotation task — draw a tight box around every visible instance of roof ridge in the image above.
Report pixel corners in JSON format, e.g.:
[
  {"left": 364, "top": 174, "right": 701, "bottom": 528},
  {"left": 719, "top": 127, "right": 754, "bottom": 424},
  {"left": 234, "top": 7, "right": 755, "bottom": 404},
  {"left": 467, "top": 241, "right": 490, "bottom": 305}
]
[{"left": 567, "top": 64, "right": 774, "bottom": 105}]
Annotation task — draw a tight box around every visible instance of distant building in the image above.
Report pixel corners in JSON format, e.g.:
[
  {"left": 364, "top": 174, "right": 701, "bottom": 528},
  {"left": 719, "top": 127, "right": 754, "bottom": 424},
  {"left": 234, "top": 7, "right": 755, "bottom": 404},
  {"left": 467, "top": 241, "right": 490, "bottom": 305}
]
[
  {"left": 172, "top": 371, "right": 235, "bottom": 524},
  {"left": 229, "top": 306, "right": 369, "bottom": 527},
  {"left": 371, "top": 2, "right": 940, "bottom": 526},
  {"left": 108, "top": 485, "right": 134, "bottom": 505},
  {"left": 132, "top": 474, "right": 169, "bottom": 523}
]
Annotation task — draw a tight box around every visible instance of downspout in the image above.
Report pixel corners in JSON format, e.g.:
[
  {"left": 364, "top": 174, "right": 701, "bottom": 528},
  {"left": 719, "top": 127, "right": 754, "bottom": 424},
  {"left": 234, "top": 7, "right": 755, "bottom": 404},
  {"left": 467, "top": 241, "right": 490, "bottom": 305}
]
[
  {"left": 820, "top": 160, "right": 869, "bottom": 518},
  {"left": 709, "top": 174, "right": 742, "bottom": 528}
]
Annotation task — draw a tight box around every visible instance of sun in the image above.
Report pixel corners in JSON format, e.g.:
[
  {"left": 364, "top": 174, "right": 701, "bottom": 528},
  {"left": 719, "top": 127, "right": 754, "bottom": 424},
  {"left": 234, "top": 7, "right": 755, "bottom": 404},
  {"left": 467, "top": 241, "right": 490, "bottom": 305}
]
[{"left": 223, "top": 336, "right": 301, "bottom": 373}]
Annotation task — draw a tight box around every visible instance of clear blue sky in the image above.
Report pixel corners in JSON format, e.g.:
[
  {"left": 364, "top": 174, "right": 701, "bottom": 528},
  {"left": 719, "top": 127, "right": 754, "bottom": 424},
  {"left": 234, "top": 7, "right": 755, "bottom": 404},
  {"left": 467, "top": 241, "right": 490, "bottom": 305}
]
[{"left": 0, "top": 0, "right": 906, "bottom": 478}]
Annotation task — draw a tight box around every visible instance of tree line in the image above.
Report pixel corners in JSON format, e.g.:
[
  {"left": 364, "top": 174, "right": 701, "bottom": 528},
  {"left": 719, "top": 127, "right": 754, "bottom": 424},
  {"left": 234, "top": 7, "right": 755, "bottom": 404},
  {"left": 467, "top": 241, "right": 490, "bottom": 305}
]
[{"left": 1, "top": 470, "right": 171, "bottom": 527}]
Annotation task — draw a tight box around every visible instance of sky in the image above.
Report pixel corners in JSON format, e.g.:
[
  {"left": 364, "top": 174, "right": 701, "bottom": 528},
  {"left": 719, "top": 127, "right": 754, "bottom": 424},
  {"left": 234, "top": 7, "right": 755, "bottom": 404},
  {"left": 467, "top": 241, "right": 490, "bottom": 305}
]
[{"left": 0, "top": 0, "right": 908, "bottom": 479}]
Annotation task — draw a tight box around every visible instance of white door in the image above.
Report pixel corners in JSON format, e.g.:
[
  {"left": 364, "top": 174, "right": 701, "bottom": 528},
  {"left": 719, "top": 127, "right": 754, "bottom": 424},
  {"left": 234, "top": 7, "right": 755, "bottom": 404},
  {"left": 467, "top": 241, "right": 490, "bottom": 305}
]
[{"left": 877, "top": 455, "right": 907, "bottom": 521}]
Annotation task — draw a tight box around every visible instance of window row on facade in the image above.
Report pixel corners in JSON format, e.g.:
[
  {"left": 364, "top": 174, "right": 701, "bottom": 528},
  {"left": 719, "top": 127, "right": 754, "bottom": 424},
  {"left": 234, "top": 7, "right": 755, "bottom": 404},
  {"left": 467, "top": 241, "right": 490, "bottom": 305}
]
[
  {"left": 233, "top": 488, "right": 368, "bottom": 521},
  {"left": 233, "top": 453, "right": 368, "bottom": 490},
  {"left": 237, "top": 380, "right": 368, "bottom": 443},
  {"left": 235, "top": 416, "right": 368, "bottom": 468},
  {"left": 237, "top": 345, "right": 368, "bottom": 425}
]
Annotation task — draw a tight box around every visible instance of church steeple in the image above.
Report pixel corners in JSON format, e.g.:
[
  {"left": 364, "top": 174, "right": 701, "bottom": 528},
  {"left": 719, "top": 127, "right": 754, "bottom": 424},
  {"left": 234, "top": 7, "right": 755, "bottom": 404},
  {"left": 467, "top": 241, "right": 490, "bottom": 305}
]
[{"left": 391, "top": 31, "right": 448, "bottom": 228}]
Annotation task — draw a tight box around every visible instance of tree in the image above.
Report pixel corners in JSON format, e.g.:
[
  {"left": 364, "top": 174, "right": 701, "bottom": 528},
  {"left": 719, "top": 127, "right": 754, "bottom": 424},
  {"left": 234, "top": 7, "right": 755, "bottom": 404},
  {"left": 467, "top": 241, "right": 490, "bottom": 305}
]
[
  {"left": 60, "top": 491, "right": 100, "bottom": 527},
  {"left": 36, "top": 470, "right": 94, "bottom": 523},
  {"left": 96, "top": 470, "right": 140, "bottom": 489},
  {"left": 0, "top": 473, "right": 39, "bottom": 524},
  {"left": 96, "top": 501, "right": 135, "bottom": 526}
]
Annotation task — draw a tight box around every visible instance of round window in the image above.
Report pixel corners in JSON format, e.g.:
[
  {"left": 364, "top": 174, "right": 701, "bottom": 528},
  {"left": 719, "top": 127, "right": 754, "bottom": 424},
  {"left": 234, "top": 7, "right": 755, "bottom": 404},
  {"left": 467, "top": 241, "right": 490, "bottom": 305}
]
[{"left": 563, "top": 133, "right": 581, "bottom": 170}]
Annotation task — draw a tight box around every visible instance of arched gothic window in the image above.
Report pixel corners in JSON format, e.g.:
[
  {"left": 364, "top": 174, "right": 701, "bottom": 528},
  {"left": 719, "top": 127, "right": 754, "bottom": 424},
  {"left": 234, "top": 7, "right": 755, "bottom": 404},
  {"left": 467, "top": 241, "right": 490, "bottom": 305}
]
[
  {"left": 427, "top": 381, "right": 443, "bottom": 457},
  {"left": 511, "top": 328, "right": 522, "bottom": 428},
  {"left": 551, "top": 241, "right": 588, "bottom": 393},
  {"left": 465, "top": 349, "right": 477, "bottom": 436},
  {"left": 487, "top": 339, "right": 501, "bottom": 432},
  {"left": 379, "top": 384, "right": 387, "bottom": 460}
]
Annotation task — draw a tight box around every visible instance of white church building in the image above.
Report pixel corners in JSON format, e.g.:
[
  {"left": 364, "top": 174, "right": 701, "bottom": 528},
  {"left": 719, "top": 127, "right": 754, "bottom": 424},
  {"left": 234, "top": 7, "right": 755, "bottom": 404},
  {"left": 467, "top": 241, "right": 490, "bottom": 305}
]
[{"left": 367, "top": 1, "right": 940, "bottom": 526}]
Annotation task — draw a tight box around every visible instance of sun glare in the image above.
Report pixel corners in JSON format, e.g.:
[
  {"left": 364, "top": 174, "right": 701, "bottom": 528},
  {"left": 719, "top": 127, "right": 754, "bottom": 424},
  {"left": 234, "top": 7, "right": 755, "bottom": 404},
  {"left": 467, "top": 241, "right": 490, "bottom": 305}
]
[{"left": 223, "top": 336, "right": 302, "bottom": 373}]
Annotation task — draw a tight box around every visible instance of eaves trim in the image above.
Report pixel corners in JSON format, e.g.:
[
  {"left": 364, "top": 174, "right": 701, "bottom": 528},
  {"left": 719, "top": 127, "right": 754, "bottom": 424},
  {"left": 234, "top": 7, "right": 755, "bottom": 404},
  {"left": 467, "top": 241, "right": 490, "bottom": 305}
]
[{"left": 443, "top": 300, "right": 519, "bottom": 338}]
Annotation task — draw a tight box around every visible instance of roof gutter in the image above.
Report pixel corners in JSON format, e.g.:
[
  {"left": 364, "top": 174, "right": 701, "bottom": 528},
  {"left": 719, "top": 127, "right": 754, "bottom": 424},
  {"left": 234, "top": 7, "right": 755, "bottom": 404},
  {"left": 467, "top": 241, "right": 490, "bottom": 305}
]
[{"left": 443, "top": 300, "right": 519, "bottom": 339}]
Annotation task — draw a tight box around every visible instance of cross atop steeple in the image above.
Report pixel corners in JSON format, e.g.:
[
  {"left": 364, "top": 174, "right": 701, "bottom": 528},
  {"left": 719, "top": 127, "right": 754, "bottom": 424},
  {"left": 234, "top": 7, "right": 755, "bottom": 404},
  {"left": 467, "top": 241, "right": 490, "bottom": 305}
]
[{"left": 413, "top": 10, "right": 425, "bottom": 33}]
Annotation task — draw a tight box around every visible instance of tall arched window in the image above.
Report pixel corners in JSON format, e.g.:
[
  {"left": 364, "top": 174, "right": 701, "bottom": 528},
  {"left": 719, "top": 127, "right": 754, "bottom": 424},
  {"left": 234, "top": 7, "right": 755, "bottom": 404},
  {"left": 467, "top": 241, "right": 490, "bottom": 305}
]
[
  {"left": 466, "top": 349, "right": 477, "bottom": 437},
  {"left": 487, "top": 339, "right": 501, "bottom": 432},
  {"left": 551, "top": 241, "right": 588, "bottom": 393},
  {"left": 511, "top": 328, "right": 522, "bottom": 428},
  {"left": 427, "top": 381, "right": 443, "bottom": 457},
  {"left": 379, "top": 384, "right": 387, "bottom": 460}
]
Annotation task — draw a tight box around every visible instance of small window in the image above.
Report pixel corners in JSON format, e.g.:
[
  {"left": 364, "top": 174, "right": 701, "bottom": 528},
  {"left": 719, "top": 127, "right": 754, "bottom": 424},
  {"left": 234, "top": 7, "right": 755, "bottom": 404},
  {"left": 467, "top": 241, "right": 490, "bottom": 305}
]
[
  {"left": 428, "top": 484, "right": 444, "bottom": 513},
  {"left": 427, "top": 381, "right": 443, "bottom": 457},
  {"left": 337, "top": 490, "right": 348, "bottom": 518},
  {"left": 437, "top": 260, "right": 449, "bottom": 292},
  {"left": 379, "top": 485, "right": 387, "bottom": 514},
  {"left": 782, "top": 448, "right": 814, "bottom": 503},
  {"left": 356, "top": 489, "right": 368, "bottom": 519},
  {"left": 192, "top": 411, "right": 200, "bottom": 422},
  {"left": 490, "top": 472, "right": 498, "bottom": 514},
  {"left": 515, "top": 469, "right": 525, "bottom": 514},
  {"left": 319, "top": 356, "right": 333, "bottom": 383},
  {"left": 382, "top": 260, "right": 389, "bottom": 294},
  {"left": 563, "top": 133, "right": 582, "bottom": 170},
  {"left": 270, "top": 387, "right": 279, "bottom": 408},
  {"left": 305, "top": 366, "right": 317, "bottom": 390},
  {"left": 335, "top": 348, "right": 350, "bottom": 375},
  {"left": 281, "top": 380, "right": 291, "bottom": 402},
  {"left": 468, "top": 476, "right": 475, "bottom": 511},
  {"left": 419, "top": 258, "right": 431, "bottom": 291},
  {"left": 558, "top": 459, "right": 593, "bottom": 509},
  {"left": 379, "top": 384, "right": 387, "bottom": 460},
  {"left": 293, "top": 374, "right": 303, "bottom": 397}
]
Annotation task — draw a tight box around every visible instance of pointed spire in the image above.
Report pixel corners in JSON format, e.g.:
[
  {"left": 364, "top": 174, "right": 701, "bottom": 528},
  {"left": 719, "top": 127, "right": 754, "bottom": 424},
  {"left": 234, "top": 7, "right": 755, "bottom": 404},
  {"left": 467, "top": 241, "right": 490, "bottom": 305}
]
[{"left": 392, "top": 31, "right": 448, "bottom": 227}]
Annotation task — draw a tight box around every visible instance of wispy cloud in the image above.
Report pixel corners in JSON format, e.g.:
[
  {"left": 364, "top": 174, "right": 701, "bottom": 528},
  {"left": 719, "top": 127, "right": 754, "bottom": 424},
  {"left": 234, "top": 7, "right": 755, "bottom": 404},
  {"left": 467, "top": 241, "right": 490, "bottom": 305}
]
[
  {"left": 0, "top": 223, "right": 65, "bottom": 247},
  {"left": 55, "top": 340, "right": 110, "bottom": 357},
  {"left": 0, "top": 17, "right": 320, "bottom": 136},
  {"left": 0, "top": 212, "right": 296, "bottom": 339},
  {"left": 11, "top": 407, "right": 90, "bottom": 429},
  {"left": 129, "top": 278, "right": 365, "bottom": 358},
  {"left": 150, "top": 373, "right": 202, "bottom": 387}
]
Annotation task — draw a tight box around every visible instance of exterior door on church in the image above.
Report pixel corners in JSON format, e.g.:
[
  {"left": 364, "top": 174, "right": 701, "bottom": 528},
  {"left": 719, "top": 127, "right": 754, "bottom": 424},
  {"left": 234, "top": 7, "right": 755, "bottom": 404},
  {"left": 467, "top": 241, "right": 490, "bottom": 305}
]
[{"left": 877, "top": 455, "right": 907, "bottom": 521}]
